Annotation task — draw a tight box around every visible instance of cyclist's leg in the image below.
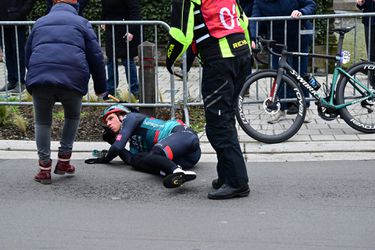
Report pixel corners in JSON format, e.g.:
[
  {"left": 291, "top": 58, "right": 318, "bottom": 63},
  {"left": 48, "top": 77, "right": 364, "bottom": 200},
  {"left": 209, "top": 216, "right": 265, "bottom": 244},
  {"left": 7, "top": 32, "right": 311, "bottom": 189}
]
[
  {"left": 156, "top": 128, "right": 201, "bottom": 169},
  {"left": 130, "top": 151, "right": 177, "bottom": 175}
]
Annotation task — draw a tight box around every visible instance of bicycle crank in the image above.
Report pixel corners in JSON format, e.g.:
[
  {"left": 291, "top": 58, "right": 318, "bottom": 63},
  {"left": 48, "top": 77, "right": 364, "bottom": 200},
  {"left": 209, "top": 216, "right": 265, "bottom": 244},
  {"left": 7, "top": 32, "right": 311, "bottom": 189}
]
[
  {"left": 316, "top": 100, "right": 338, "bottom": 121},
  {"left": 361, "top": 99, "right": 374, "bottom": 114}
]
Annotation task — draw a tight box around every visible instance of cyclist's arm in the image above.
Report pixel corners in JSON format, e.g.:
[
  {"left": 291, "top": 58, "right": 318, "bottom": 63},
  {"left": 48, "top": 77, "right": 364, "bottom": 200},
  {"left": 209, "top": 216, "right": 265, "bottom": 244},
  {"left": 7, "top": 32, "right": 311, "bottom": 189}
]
[{"left": 103, "top": 113, "right": 146, "bottom": 162}]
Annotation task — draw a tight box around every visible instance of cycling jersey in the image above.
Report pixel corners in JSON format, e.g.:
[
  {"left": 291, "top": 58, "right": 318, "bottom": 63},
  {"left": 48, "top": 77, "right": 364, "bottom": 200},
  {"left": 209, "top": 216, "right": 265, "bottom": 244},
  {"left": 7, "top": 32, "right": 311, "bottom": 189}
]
[
  {"left": 166, "top": 0, "right": 251, "bottom": 72},
  {"left": 103, "top": 112, "right": 185, "bottom": 161}
]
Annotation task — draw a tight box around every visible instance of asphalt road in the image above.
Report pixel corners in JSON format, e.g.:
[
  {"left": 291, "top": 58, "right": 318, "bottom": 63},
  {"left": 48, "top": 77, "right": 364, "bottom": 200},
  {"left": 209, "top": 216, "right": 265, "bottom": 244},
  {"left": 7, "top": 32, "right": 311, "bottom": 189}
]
[{"left": 1, "top": 159, "right": 375, "bottom": 250}]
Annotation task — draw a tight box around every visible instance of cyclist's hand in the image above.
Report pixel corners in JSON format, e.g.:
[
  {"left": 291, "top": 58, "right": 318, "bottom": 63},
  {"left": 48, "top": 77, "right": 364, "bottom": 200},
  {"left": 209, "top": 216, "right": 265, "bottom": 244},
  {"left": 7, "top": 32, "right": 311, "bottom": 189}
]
[{"left": 291, "top": 10, "right": 302, "bottom": 18}]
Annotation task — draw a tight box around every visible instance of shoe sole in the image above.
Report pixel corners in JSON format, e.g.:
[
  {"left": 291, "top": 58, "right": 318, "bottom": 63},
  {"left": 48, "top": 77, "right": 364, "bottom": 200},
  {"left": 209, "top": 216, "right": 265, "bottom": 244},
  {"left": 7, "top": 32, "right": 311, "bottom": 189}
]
[
  {"left": 54, "top": 169, "right": 75, "bottom": 175},
  {"left": 286, "top": 110, "right": 298, "bottom": 115},
  {"left": 207, "top": 188, "right": 250, "bottom": 200},
  {"left": 34, "top": 178, "right": 52, "bottom": 185},
  {"left": 163, "top": 172, "right": 196, "bottom": 188},
  {"left": 267, "top": 116, "right": 286, "bottom": 124}
]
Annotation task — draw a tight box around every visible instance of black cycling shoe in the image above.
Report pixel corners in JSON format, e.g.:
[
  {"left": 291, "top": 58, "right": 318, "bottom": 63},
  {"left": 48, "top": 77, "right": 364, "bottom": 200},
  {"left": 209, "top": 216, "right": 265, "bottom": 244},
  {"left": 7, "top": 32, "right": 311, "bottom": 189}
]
[
  {"left": 208, "top": 184, "right": 250, "bottom": 200},
  {"left": 163, "top": 168, "right": 196, "bottom": 188},
  {"left": 211, "top": 178, "right": 225, "bottom": 189}
]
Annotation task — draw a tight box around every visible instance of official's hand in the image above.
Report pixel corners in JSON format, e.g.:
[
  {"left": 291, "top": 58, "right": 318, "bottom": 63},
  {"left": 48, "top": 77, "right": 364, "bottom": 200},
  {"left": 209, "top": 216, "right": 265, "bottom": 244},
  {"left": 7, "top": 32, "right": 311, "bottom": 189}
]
[{"left": 84, "top": 158, "right": 107, "bottom": 164}]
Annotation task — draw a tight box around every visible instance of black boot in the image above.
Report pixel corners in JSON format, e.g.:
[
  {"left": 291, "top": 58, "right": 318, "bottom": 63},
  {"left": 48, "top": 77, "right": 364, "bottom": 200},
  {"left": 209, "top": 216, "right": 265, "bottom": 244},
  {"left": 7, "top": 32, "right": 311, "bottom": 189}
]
[
  {"left": 211, "top": 178, "right": 225, "bottom": 189},
  {"left": 208, "top": 184, "right": 250, "bottom": 200}
]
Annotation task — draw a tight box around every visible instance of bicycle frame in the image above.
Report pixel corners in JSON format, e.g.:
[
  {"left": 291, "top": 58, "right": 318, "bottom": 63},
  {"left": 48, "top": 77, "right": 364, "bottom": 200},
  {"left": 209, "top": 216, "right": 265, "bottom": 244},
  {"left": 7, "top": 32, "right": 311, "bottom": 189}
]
[{"left": 272, "top": 47, "right": 374, "bottom": 111}]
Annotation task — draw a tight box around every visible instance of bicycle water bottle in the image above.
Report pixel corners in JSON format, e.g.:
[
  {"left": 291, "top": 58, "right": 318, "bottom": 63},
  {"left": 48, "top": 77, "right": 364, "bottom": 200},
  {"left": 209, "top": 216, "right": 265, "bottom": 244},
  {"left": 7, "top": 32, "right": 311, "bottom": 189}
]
[{"left": 303, "top": 74, "right": 321, "bottom": 91}]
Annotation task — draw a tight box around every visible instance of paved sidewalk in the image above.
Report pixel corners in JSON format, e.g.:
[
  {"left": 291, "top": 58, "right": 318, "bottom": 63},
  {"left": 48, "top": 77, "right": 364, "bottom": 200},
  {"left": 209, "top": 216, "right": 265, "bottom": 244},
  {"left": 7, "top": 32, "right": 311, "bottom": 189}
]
[{"left": 1, "top": 117, "right": 375, "bottom": 162}]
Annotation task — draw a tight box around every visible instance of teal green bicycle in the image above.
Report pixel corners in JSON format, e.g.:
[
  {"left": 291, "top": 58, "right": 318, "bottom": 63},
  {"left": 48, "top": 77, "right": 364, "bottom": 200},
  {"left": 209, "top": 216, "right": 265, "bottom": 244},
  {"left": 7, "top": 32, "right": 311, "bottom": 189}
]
[{"left": 236, "top": 26, "right": 375, "bottom": 143}]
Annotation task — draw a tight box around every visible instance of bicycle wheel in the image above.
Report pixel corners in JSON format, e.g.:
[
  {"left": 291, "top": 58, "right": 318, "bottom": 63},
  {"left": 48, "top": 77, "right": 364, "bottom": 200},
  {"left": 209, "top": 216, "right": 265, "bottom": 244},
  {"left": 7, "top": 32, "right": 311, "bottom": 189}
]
[
  {"left": 236, "top": 70, "right": 306, "bottom": 143},
  {"left": 336, "top": 61, "right": 375, "bottom": 133}
]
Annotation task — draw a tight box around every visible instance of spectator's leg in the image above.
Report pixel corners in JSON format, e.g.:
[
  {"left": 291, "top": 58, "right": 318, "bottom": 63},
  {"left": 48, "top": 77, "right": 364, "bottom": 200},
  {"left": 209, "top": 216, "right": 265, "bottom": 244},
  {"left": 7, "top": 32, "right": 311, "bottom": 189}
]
[{"left": 122, "top": 57, "right": 139, "bottom": 97}]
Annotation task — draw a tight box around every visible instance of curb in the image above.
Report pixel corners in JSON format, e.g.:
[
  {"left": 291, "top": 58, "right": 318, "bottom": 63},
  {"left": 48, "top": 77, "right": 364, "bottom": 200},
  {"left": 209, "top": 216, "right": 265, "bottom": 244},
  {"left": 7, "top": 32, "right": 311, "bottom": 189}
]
[{"left": 1, "top": 139, "right": 374, "bottom": 162}]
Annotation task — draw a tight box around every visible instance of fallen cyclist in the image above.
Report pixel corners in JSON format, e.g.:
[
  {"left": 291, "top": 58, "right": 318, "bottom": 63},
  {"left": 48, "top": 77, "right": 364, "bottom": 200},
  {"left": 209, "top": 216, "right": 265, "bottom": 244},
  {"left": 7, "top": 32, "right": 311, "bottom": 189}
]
[{"left": 85, "top": 104, "right": 201, "bottom": 188}]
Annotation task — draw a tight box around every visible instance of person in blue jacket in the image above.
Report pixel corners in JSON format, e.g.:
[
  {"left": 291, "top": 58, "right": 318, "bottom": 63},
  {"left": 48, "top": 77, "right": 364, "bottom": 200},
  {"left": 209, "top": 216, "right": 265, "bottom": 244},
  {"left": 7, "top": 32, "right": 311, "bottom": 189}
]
[
  {"left": 85, "top": 104, "right": 201, "bottom": 189},
  {"left": 250, "top": 0, "right": 316, "bottom": 123},
  {"left": 25, "top": 0, "right": 107, "bottom": 185}
]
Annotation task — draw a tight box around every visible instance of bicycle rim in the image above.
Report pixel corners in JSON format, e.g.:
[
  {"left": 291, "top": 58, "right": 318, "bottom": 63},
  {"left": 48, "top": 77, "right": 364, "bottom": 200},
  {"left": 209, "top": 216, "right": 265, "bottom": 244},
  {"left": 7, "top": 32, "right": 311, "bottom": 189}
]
[
  {"left": 336, "top": 62, "right": 375, "bottom": 133},
  {"left": 236, "top": 70, "right": 305, "bottom": 143}
]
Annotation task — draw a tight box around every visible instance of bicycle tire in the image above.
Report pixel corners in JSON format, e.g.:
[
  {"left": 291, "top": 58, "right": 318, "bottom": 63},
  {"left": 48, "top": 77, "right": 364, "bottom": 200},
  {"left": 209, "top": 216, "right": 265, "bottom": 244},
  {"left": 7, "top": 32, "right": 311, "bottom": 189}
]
[
  {"left": 236, "top": 70, "right": 306, "bottom": 143},
  {"left": 336, "top": 61, "right": 375, "bottom": 133}
]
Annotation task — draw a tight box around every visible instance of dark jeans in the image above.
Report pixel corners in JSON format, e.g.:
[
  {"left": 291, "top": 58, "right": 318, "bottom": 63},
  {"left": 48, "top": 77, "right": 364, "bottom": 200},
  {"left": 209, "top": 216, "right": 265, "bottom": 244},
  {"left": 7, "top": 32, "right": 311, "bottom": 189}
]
[
  {"left": 106, "top": 57, "right": 139, "bottom": 96},
  {"left": 201, "top": 55, "right": 250, "bottom": 188},
  {"left": 364, "top": 24, "right": 375, "bottom": 62},
  {"left": 32, "top": 86, "right": 83, "bottom": 162},
  {"left": 3, "top": 26, "right": 26, "bottom": 85}
]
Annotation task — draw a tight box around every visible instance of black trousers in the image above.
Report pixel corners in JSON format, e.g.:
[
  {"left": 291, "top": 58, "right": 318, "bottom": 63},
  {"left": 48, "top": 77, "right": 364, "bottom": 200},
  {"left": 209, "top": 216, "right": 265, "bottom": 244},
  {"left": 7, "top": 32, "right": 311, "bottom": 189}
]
[
  {"left": 364, "top": 24, "right": 375, "bottom": 62},
  {"left": 201, "top": 54, "right": 251, "bottom": 188},
  {"left": 3, "top": 26, "right": 26, "bottom": 85}
]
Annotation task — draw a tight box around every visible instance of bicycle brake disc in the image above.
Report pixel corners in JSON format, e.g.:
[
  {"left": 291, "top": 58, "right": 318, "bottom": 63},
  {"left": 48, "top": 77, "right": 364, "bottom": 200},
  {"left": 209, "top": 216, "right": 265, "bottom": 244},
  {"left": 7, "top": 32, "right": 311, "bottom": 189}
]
[{"left": 263, "top": 97, "right": 281, "bottom": 115}]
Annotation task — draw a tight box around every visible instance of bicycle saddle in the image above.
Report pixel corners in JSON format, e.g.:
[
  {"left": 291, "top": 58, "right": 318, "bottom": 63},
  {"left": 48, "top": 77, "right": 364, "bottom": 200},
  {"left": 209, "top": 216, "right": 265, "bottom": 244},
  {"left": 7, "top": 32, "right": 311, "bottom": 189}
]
[{"left": 331, "top": 26, "right": 355, "bottom": 35}]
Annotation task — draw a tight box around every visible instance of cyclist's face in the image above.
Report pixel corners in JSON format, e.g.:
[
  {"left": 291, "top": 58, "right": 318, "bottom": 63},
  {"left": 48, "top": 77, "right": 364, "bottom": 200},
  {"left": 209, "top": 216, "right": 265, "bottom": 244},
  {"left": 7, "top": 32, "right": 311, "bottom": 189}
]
[{"left": 105, "top": 113, "right": 122, "bottom": 133}]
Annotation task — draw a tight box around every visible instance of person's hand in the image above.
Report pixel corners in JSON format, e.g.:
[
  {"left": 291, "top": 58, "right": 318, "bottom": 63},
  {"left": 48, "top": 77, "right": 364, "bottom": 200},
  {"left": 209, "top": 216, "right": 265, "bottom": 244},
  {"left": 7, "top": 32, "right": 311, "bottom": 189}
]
[
  {"left": 356, "top": 0, "right": 365, "bottom": 6},
  {"left": 100, "top": 24, "right": 106, "bottom": 31},
  {"left": 123, "top": 32, "right": 134, "bottom": 42},
  {"left": 291, "top": 10, "right": 302, "bottom": 18},
  {"left": 84, "top": 158, "right": 107, "bottom": 164},
  {"left": 251, "top": 40, "right": 256, "bottom": 49},
  {"left": 102, "top": 126, "right": 116, "bottom": 144}
]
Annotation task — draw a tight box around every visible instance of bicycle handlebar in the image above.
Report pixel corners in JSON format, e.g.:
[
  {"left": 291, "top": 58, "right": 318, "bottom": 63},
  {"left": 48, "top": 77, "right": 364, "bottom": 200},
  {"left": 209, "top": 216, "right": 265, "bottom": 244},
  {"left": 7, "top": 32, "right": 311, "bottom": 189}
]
[
  {"left": 257, "top": 36, "right": 286, "bottom": 57},
  {"left": 255, "top": 36, "right": 339, "bottom": 62}
]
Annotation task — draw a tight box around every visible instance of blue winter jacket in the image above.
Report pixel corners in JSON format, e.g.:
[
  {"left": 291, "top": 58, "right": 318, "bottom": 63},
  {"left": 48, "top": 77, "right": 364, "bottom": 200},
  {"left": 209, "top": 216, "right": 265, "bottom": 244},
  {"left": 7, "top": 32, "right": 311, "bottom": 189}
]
[
  {"left": 251, "top": 0, "right": 316, "bottom": 51},
  {"left": 25, "top": 3, "right": 106, "bottom": 96}
]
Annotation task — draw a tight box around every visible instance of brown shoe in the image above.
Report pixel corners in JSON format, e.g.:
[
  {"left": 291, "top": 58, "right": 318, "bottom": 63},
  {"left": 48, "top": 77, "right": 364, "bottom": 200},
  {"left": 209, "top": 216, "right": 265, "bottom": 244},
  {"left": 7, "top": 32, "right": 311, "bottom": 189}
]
[
  {"left": 34, "top": 160, "right": 52, "bottom": 184},
  {"left": 54, "top": 152, "right": 75, "bottom": 175}
]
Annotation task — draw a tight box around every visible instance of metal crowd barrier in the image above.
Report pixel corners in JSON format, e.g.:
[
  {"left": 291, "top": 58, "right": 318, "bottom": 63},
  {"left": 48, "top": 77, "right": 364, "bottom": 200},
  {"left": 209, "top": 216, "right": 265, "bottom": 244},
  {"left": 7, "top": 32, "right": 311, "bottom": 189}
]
[{"left": 1, "top": 13, "right": 375, "bottom": 124}]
